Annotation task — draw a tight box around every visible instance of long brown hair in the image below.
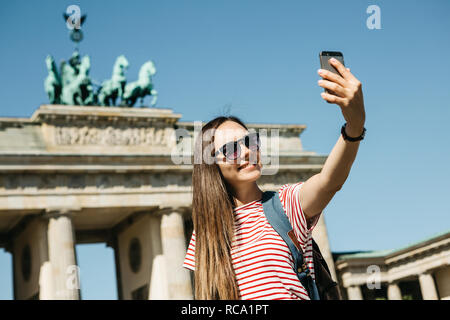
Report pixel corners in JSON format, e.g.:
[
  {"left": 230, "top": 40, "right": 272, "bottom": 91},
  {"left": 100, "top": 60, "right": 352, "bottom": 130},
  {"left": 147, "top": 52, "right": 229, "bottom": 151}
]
[{"left": 191, "top": 115, "right": 248, "bottom": 300}]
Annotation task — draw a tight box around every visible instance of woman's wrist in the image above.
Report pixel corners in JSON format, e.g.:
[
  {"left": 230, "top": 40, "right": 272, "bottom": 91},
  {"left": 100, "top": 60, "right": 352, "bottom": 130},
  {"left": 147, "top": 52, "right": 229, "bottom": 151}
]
[{"left": 344, "top": 123, "right": 365, "bottom": 138}]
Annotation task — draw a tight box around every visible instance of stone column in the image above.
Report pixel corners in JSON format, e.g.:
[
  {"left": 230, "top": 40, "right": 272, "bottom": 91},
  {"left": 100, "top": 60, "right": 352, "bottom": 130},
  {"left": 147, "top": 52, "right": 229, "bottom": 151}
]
[
  {"left": 434, "top": 267, "right": 450, "bottom": 300},
  {"left": 419, "top": 272, "right": 438, "bottom": 300},
  {"left": 346, "top": 285, "right": 363, "bottom": 300},
  {"left": 160, "top": 210, "right": 193, "bottom": 299},
  {"left": 39, "top": 261, "right": 54, "bottom": 300},
  {"left": 387, "top": 282, "right": 402, "bottom": 300},
  {"left": 311, "top": 213, "right": 338, "bottom": 281},
  {"left": 45, "top": 210, "right": 80, "bottom": 300},
  {"left": 9, "top": 216, "right": 49, "bottom": 300},
  {"left": 148, "top": 255, "right": 169, "bottom": 299}
]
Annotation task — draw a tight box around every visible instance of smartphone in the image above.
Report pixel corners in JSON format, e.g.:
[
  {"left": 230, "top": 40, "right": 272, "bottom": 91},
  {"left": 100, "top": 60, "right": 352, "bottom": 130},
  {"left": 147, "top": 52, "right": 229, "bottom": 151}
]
[{"left": 319, "top": 51, "right": 345, "bottom": 95}]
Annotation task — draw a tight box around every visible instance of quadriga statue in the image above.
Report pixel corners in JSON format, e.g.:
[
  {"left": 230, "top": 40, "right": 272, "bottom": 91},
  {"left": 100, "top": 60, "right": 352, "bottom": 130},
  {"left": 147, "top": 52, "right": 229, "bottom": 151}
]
[
  {"left": 44, "top": 51, "right": 158, "bottom": 107},
  {"left": 60, "top": 55, "right": 95, "bottom": 105},
  {"left": 97, "top": 55, "right": 129, "bottom": 106},
  {"left": 44, "top": 55, "right": 62, "bottom": 104},
  {"left": 121, "top": 61, "right": 158, "bottom": 107}
]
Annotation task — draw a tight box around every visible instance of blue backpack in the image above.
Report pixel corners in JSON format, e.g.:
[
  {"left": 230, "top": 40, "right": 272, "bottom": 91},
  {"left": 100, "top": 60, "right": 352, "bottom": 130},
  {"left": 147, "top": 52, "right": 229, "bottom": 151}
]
[{"left": 261, "top": 190, "right": 338, "bottom": 300}]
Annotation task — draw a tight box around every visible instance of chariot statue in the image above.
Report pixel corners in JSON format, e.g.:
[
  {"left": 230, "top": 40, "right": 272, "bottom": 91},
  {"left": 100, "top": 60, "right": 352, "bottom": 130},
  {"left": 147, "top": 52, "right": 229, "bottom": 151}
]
[
  {"left": 121, "top": 61, "right": 158, "bottom": 107},
  {"left": 43, "top": 12, "right": 157, "bottom": 108},
  {"left": 44, "top": 55, "right": 61, "bottom": 104},
  {"left": 97, "top": 55, "right": 129, "bottom": 106}
]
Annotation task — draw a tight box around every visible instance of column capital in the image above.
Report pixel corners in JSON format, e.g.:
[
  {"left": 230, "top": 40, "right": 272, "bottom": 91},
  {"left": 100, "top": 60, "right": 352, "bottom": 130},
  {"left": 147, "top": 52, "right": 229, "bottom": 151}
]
[
  {"left": 157, "top": 206, "right": 190, "bottom": 217},
  {"left": 418, "top": 270, "right": 435, "bottom": 276},
  {"left": 41, "top": 207, "right": 80, "bottom": 220},
  {"left": 418, "top": 271, "right": 436, "bottom": 280}
]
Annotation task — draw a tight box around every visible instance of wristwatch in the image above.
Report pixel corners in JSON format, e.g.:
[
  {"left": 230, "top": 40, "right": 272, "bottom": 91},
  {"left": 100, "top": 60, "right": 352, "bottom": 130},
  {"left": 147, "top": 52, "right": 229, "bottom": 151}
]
[{"left": 341, "top": 123, "right": 366, "bottom": 142}]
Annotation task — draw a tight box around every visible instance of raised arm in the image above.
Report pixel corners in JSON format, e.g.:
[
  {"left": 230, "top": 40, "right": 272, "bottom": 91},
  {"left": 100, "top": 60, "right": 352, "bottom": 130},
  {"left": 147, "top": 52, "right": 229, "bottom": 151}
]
[{"left": 300, "top": 58, "right": 366, "bottom": 218}]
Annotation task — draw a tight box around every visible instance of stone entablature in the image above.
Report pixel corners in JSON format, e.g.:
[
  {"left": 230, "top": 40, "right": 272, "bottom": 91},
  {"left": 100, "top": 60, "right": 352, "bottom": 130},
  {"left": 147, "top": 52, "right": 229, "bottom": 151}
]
[{"left": 0, "top": 105, "right": 322, "bottom": 157}]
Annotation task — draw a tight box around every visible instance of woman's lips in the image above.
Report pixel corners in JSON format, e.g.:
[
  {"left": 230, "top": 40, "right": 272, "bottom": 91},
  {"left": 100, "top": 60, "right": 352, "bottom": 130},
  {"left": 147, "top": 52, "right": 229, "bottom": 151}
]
[{"left": 238, "top": 163, "right": 256, "bottom": 171}]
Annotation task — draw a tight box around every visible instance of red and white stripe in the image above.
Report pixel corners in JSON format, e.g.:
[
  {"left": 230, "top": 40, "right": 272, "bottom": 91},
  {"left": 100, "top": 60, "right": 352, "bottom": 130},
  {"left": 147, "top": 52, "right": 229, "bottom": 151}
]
[{"left": 183, "top": 182, "right": 321, "bottom": 300}]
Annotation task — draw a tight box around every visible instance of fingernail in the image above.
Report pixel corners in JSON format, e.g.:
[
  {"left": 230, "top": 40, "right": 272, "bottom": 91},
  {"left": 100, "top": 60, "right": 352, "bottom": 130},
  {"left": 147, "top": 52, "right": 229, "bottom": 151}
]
[
  {"left": 330, "top": 58, "right": 336, "bottom": 63},
  {"left": 318, "top": 69, "right": 324, "bottom": 74}
]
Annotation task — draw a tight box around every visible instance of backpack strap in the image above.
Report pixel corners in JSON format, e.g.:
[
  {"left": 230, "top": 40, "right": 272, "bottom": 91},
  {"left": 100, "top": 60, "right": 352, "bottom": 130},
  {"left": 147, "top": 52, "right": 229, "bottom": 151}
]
[{"left": 261, "top": 190, "right": 320, "bottom": 300}]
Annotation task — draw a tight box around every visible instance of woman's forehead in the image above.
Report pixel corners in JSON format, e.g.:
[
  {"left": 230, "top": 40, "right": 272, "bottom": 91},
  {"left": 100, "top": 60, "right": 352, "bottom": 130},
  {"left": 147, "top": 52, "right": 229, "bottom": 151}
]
[{"left": 214, "top": 123, "right": 248, "bottom": 146}]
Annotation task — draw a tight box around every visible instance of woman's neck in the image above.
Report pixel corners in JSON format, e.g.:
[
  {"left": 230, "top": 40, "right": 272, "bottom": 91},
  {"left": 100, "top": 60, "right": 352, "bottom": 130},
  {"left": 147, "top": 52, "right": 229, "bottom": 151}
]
[{"left": 231, "top": 183, "right": 263, "bottom": 208}]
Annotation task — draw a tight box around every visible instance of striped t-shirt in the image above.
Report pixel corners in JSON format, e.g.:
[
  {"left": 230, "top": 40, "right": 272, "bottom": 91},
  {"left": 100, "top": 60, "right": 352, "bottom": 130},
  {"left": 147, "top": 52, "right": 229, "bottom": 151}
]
[{"left": 182, "top": 182, "right": 321, "bottom": 300}]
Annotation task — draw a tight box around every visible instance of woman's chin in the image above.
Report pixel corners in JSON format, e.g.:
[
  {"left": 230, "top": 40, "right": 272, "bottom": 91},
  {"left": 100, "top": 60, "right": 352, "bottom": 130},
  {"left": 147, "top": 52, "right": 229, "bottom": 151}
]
[{"left": 237, "top": 164, "right": 261, "bottom": 180}]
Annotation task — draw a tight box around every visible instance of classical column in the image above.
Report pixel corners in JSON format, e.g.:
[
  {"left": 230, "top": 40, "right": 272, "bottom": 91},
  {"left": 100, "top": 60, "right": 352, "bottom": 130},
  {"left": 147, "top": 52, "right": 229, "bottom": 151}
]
[
  {"left": 387, "top": 282, "right": 402, "bottom": 300},
  {"left": 45, "top": 210, "right": 80, "bottom": 300},
  {"left": 39, "top": 261, "right": 54, "bottom": 300},
  {"left": 346, "top": 285, "right": 363, "bottom": 300},
  {"left": 419, "top": 272, "right": 438, "bottom": 300},
  {"left": 434, "top": 267, "right": 450, "bottom": 300},
  {"left": 148, "top": 254, "right": 169, "bottom": 299},
  {"left": 9, "top": 216, "right": 49, "bottom": 300},
  {"left": 160, "top": 210, "right": 193, "bottom": 299},
  {"left": 311, "top": 214, "right": 338, "bottom": 281}
]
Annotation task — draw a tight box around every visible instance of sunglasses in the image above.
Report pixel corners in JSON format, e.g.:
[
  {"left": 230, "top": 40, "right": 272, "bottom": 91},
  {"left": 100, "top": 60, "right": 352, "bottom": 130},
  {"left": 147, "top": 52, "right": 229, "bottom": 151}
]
[{"left": 214, "top": 132, "right": 260, "bottom": 161}]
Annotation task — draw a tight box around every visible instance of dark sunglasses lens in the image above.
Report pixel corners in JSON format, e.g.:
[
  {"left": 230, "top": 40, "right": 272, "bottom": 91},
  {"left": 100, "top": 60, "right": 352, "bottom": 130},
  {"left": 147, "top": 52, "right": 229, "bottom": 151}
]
[
  {"left": 224, "top": 142, "right": 239, "bottom": 160},
  {"left": 221, "top": 133, "right": 259, "bottom": 160}
]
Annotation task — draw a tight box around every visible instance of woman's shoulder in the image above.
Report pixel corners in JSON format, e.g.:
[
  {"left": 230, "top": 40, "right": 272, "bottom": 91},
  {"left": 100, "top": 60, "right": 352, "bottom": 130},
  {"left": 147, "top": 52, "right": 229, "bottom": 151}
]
[{"left": 276, "top": 181, "right": 304, "bottom": 198}]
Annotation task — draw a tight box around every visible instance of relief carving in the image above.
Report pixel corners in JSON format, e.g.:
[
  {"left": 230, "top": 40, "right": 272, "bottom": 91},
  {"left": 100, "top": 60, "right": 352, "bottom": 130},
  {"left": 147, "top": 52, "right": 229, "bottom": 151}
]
[{"left": 54, "top": 124, "right": 174, "bottom": 147}]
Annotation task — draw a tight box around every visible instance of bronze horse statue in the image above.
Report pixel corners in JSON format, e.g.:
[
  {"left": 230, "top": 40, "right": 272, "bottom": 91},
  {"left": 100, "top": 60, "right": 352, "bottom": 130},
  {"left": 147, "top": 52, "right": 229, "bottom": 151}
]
[
  {"left": 121, "top": 61, "right": 158, "bottom": 107},
  {"left": 97, "top": 55, "right": 129, "bottom": 106}
]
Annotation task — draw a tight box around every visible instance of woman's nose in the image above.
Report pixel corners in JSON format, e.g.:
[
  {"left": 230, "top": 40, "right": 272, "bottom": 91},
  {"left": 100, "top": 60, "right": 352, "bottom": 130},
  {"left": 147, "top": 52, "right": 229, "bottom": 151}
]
[
  {"left": 238, "top": 140, "right": 259, "bottom": 164},
  {"left": 238, "top": 140, "right": 250, "bottom": 160},
  {"left": 239, "top": 141, "right": 250, "bottom": 160}
]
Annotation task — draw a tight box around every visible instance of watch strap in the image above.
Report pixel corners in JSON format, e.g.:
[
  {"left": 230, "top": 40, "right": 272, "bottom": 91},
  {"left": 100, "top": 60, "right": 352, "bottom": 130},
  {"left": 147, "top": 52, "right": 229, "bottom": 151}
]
[{"left": 341, "top": 123, "right": 366, "bottom": 141}]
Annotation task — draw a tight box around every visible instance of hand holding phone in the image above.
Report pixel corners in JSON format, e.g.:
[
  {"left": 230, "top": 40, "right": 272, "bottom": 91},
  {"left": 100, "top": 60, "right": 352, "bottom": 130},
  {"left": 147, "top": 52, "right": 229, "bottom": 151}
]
[
  {"left": 319, "top": 51, "right": 345, "bottom": 95},
  {"left": 317, "top": 51, "right": 366, "bottom": 135}
]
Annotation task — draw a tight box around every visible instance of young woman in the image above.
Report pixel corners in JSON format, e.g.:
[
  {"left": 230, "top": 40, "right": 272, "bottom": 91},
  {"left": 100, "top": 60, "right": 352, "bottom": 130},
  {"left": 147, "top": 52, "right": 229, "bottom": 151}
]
[{"left": 183, "top": 58, "right": 366, "bottom": 300}]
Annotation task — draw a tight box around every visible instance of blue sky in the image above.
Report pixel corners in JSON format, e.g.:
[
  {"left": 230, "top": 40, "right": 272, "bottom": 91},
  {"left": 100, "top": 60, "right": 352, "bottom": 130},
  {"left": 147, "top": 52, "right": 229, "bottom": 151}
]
[{"left": 0, "top": 0, "right": 449, "bottom": 299}]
